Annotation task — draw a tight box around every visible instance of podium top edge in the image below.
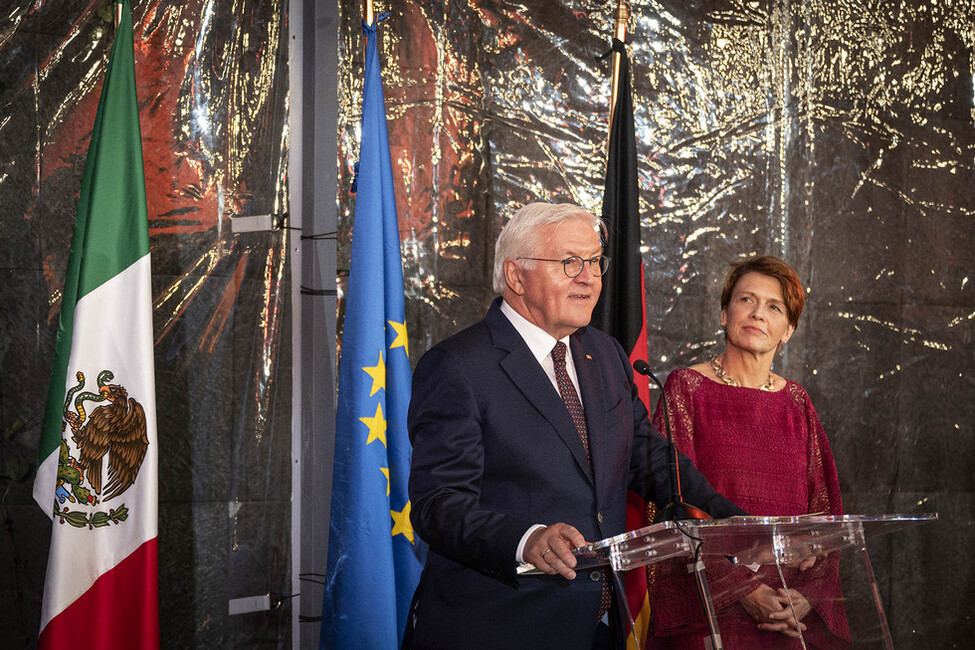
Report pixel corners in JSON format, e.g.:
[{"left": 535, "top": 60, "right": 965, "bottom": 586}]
[
  {"left": 515, "top": 513, "right": 937, "bottom": 575},
  {"left": 580, "top": 512, "right": 939, "bottom": 551}
]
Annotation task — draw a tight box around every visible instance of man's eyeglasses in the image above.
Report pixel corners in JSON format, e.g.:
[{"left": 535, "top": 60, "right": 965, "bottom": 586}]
[{"left": 517, "top": 255, "right": 611, "bottom": 278}]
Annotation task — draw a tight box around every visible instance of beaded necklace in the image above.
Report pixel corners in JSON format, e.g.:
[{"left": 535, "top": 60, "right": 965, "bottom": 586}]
[{"left": 709, "top": 354, "right": 775, "bottom": 391}]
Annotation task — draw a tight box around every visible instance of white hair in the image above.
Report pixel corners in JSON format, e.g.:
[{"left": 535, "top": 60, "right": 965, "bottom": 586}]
[{"left": 492, "top": 202, "right": 605, "bottom": 294}]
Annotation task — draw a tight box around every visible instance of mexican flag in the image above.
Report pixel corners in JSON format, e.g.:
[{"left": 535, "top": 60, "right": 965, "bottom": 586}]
[{"left": 33, "top": 1, "right": 159, "bottom": 647}]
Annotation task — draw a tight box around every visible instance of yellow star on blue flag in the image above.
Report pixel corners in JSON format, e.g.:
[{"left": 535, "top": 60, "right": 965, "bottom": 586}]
[
  {"left": 388, "top": 320, "right": 409, "bottom": 359},
  {"left": 360, "top": 403, "right": 387, "bottom": 447},
  {"left": 390, "top": 501, "right": 414, "bottom": 544},
  {"left": 362, "top": 351, "right": 385, "bottom": 396}
]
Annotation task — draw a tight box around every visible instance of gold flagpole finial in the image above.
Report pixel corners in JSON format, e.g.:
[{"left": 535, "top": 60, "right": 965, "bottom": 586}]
[
  {"left": 613, "top": 0, "right": 630, "bottom": 41},
  {"left": 608, "top": 0, "right": 630, "bottom": 135}
]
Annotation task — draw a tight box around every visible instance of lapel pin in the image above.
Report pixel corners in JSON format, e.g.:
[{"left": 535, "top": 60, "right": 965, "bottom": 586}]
[{"left": 585, "top": 354, "right": 592, "bottom": 360}]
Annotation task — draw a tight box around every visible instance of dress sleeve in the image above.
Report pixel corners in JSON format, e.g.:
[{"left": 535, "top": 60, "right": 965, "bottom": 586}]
[
  {"left": 652, "top": 369, "right": 697, "bottom": 463},
  {"left": 805, "top": 393, "right": 843, "bottom": 518},
  {"left": 791, "top": 388, "right": 851, "bottom": 641}
]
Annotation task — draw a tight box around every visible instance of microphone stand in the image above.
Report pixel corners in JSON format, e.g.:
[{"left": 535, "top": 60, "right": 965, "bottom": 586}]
[
  {"left": 634, "top": 359, "right": 723, "bottom": 649},
  {"left": 633, "top": 360, "right": 710, "bottom": 521}
]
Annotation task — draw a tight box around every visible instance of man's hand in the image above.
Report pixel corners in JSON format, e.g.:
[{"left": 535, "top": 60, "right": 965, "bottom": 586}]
[{"left": 523, "top": 523, "right": 587, "bottom": 580}]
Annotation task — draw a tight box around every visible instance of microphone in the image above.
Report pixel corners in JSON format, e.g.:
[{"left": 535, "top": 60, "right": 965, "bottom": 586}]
[{"left": 633, "top": 360, "right": 710, "bottom": 521}]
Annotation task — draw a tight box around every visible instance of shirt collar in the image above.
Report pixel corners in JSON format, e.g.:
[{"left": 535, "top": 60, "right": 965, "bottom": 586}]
[{"left": 500, "top": 299, "right": 571, "bottom": 364}]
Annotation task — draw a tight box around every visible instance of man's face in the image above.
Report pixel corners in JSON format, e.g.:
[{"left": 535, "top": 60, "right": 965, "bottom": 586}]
[{"left": 505, "top": 217, "right": 603, "bottom": 340}]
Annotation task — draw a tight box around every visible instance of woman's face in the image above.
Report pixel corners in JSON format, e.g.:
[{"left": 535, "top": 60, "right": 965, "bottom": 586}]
[{"left": 721, "top": 272, "right": 795, "bottom": 355}]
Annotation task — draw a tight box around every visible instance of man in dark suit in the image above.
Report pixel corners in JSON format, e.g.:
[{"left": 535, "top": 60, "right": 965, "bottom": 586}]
[{"left": 404, "top": 202, "right": 744, "bottom": 648}]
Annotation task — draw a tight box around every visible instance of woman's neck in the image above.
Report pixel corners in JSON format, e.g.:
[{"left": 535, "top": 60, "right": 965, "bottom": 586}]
[{"left": 719, "top": 346, "right": 774, "bottom": 389}]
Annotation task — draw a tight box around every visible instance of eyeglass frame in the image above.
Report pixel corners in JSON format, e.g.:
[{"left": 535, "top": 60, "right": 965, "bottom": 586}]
[{"left": 515, "top": 255, "right": 611, "bottom": 278}]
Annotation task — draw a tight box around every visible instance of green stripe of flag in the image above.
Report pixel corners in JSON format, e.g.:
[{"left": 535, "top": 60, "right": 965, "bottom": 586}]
[{"left": 38, "top": 0, "right": 149, "bottom": 464}]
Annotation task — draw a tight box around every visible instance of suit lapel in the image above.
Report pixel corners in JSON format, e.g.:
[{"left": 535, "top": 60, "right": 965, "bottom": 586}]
[{"left": 486, "top": 303, "right": 594, "bottom": 483}]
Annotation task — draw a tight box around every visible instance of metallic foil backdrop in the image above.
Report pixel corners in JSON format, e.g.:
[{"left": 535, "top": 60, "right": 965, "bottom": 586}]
[
  {"left": 336, "top": 1, "right": 973, "bottom": 645},
  {"left": 2, "top": 0, "right": 971, "bottom": 647},
  {"left": 2, "top": 0, "right": 291, "bottom": 647}
]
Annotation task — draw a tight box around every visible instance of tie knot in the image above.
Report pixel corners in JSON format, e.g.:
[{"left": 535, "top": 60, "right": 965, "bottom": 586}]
[{"left": 552, "top": 341, "right": 567, "bottom": 367}]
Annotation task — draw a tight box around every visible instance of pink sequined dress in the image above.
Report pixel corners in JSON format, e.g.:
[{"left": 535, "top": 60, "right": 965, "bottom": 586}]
[{"left": 647, "top": 368, "right": 850, "bottom": 649}]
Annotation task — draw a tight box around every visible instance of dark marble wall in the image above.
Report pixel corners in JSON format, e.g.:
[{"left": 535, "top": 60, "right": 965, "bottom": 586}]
[
  {"left": 1, "top": 1, "right": 292, "bottom": 647},
  {"left": 334, "top": 1, "right": 973, "bottom": 646}
]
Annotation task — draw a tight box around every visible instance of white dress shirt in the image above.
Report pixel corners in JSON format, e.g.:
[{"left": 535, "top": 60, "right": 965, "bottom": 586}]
[
  {"left": 499, "top": 299, "right": 585, "bottom": 563},
  {"left": 499, "top": 299, "right": 584, "bottom": 401}
]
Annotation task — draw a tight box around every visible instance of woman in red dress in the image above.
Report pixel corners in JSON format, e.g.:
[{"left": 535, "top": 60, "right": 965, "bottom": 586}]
[{"left": 647, "top": 256, "right": 849, "bottom": 649}]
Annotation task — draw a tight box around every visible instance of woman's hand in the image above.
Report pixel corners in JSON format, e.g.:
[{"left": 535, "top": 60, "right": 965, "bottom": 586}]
[
  {"left": 742, "top": 585, "right": 811, "bottom": 638},
  {"left": 740, "top": 584, "right": 787, "bottom": 622}
]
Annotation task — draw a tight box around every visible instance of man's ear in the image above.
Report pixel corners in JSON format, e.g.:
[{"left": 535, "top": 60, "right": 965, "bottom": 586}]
[
  {"left": 720, "top": 309, "right": 727, "bottom": 328},
  {"left": 504, "top": 259, "right": 525, "bottom": 295}
]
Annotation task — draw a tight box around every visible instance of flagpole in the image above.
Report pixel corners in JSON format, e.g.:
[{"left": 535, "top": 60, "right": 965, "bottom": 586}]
[
  {"left": 364, "top": 0, "right": 374, "bottom": 27},
  {"left": 608, "top": 0, "right": 629, "bottom": 136},
  {"left": 114, "top": 0, "right": 122, "bottom": 30}
]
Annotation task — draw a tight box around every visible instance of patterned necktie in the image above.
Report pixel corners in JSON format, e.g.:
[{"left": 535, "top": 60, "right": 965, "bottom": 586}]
[
  {"left": 552, "top": 342, "right": 612, "bottom": 618},
  {"left": 552, "top": 341, "right": 590, "bottom": 464}
]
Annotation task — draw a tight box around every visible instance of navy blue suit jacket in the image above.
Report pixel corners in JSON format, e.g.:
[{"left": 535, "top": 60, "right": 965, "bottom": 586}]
[{"left": 405, "top": 299, "right": 742, "bottom": 648}]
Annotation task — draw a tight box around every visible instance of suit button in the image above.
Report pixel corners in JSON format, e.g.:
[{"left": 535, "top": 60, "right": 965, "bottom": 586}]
[
  {"left": 597, "top": 512, "right": 603, "bottom": 523},
  {"left": 589, "top": 570, "right": 601, "bottom": 582}
]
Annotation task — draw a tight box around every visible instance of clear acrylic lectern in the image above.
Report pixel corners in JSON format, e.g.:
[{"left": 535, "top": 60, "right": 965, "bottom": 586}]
[{"left": 518, "top": 514, "right": 936, "bottom": 649}]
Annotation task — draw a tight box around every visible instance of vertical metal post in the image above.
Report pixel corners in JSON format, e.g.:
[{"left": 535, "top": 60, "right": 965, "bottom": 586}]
[
  {"left": 608, "top": 1, "right": 629, "bottom": 135},
  {"left": 288, "top": 0, "right": 305, "bottom": 643},
  {"left": 852, "top": 524, "right": 895, "bottom": 649},
  {"left": 772, "top": 533, "right": 808, "bottom": 650},
  {"left": 688, "top": 546, "right": 724, "bottom": 650}
]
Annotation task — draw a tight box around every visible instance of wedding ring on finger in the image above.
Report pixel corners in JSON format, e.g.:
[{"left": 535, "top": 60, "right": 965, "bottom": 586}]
[{"left": 541, "top": 548, "right": 552, "bottom": 559}]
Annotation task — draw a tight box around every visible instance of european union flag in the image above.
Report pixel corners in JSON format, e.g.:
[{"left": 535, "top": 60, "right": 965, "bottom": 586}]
[{"left": 321, "top": 15, "right": 423, "bottom": 649}]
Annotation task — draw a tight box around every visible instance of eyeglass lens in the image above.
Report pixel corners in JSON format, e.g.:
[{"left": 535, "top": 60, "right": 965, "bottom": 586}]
[{"left": 564, "top": 256, "right": 609, "bottom": 277}]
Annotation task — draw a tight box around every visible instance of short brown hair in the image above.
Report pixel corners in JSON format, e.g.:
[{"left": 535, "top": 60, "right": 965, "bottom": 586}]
[{"left": 720, "top": 256, "right": 805, "bottom": 328}]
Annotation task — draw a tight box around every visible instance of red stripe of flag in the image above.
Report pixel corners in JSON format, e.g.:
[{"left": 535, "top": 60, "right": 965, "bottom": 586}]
[{"left": 39, "top": 538, "right": 159, "bottom": 650}]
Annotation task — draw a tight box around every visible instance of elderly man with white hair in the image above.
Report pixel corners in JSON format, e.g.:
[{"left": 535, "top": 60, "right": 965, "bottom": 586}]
[{"left": 404, "top": 202, "right": 744, "bottom": 649}]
